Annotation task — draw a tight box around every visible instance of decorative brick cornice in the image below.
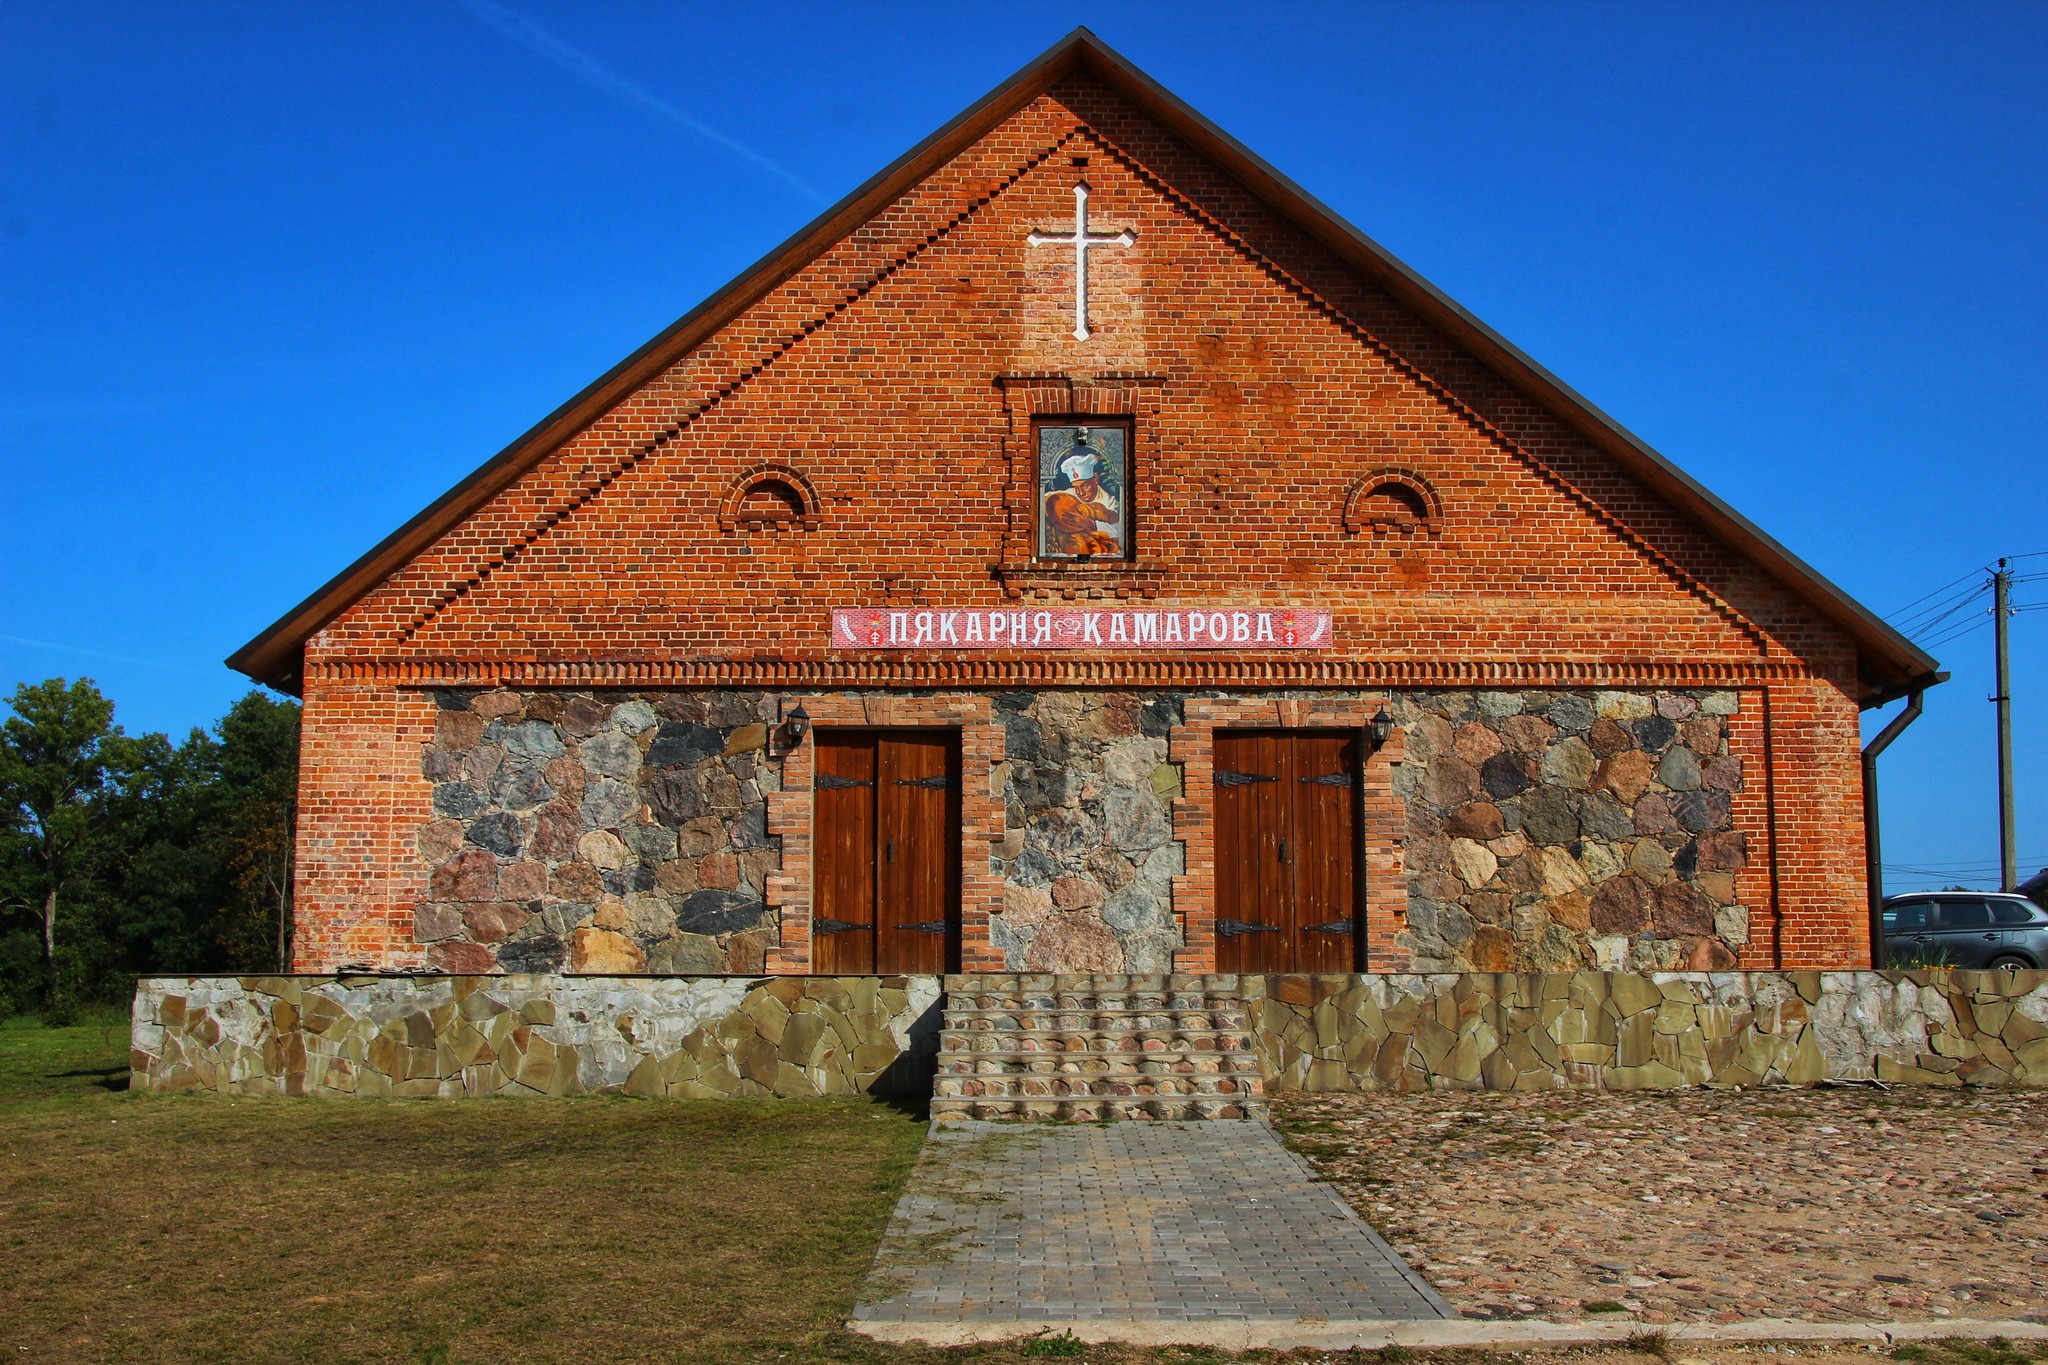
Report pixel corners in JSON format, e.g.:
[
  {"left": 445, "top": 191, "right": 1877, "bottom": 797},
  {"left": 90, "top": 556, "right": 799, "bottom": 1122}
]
[{"left": 304, "top": 656, "right": 1812, "bottom": 691}]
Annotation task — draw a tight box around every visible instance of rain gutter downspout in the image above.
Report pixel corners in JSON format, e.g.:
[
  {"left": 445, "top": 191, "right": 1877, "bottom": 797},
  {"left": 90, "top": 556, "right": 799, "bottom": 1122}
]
[{"left": 1862, "top": 688, "right": 1926, "bottom": 968}]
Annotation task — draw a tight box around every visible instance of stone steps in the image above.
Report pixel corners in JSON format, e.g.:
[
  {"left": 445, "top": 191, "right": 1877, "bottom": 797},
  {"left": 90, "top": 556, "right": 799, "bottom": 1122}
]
[
  {"left": 931, "top": 974, "right": 1268, "bottom": 1122},
  {"left": 939, "top": 1028, "right": 1256, "bottom": 1057}
]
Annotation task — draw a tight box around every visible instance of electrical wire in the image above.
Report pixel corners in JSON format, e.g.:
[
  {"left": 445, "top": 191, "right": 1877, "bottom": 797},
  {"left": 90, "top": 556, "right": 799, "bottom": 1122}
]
[
  {"left": 1890, "top": 579, "right": 1989, "bottom": 628},
  {"left": 1894, "top": 590, "right": 1990, "bottom": 639},
  {"left": 1886, "top": 566, "right": 1992, "bottom": 620}
]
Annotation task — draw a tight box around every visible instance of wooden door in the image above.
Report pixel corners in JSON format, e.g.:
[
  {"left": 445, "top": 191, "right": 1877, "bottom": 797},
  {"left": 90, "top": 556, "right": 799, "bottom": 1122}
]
[
  {"left": 1214, "top": 730, "right": 1361, "bottom": 972},
  {"left": 813, "top": 733, "right": 879, "bottom": 974},
  {"left": 812, "top": 730, "right": 960, "bottom": 974},
  {"left": 1288, "top": 731, "right": 1362, "bottom": 974}
]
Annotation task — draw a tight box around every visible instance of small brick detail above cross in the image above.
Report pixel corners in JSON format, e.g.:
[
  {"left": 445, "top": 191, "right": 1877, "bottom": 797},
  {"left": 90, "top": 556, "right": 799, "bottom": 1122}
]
[{"left": 1027, "top": 182, "right": 1135, "bottom": 341}]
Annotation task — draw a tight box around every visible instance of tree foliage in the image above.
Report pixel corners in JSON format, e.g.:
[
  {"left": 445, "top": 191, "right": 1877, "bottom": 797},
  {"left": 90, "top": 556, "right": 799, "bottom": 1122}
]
[{"left": 0, "top": 679, "right": 299, "bottom": 1015}]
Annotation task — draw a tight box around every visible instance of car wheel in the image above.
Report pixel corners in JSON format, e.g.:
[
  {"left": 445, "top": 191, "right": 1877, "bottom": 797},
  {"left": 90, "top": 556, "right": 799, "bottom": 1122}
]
[{"left": 1987, "top": 954, "right": 2036, "bottom": 971}]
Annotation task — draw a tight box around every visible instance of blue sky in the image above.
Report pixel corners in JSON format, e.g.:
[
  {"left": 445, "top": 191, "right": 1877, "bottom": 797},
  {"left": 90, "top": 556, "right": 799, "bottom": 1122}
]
[{"left": 0, "top": 1, "right": 2042, "bottom": 890}]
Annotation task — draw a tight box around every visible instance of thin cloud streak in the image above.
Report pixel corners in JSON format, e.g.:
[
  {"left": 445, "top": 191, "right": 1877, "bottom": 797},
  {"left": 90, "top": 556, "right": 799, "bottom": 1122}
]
[
  {"left": 0, "top": 633, "right": 216, "bottom": 678},
  {"left": 456, "top": 0, "right": 824, "bottom": 203}
]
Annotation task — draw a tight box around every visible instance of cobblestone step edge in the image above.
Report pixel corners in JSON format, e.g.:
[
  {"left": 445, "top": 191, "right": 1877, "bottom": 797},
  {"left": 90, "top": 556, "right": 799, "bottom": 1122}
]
[
  {"left": 943, "top": 1012, "right": 1251, "bottom": 1030},
  {"left": 938, "top": 1029, "right": 1257, "bottom": 1050},
  {"left": 929, "top": 1098, "right": 1271, "bottom": 1122},
  {"left": 934, "top": 1078, "right": 1264, "bottom": 1100},
  {"left": 936, "top": 1056, "right": 1265, "bottom": 1077}
]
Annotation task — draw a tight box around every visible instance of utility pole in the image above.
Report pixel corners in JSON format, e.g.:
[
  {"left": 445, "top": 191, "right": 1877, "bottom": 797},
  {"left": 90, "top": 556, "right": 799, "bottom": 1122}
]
[{"left": 1994, "top": 559, "right": 2017, "bottom": 892}]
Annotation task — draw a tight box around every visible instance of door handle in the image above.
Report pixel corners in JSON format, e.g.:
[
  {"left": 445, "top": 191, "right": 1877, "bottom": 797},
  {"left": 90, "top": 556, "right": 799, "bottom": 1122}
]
[{"left": 1984, "top": 933, "right": 2000, "bottom": 941}]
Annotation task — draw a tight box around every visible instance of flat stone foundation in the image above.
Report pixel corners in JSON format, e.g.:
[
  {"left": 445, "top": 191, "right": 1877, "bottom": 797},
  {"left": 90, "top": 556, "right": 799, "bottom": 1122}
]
[
  {"left": 129, "top": 974, "right": 941, "bottom": 1098},
  {"left": 1250, "top": 970, "right": 2048, "bottom": 1090},
  {"left": 129, "top": 970, "right": 2048, "bottom": 1097}
]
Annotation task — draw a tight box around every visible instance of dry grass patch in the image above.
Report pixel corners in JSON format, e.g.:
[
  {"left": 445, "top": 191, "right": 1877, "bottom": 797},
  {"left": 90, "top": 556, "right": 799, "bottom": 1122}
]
[{"left": 2, "top": 1015, "right": 930, "bottom": 1363}]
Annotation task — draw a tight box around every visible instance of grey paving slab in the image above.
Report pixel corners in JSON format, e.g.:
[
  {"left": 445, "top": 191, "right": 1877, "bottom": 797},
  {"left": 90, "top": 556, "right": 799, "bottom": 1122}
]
[{"left": 853, "top": 1121, "right": 1454, "bottom": 1328}]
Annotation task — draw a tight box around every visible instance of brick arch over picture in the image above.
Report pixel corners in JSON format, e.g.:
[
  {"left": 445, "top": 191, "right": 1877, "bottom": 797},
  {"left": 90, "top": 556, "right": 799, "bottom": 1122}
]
[
  {"left": 717, "top": 463, "right": 824, "bottom": 533},
  {"left": 1343, "top": 467, "right": 1443, "bottom": 538}
]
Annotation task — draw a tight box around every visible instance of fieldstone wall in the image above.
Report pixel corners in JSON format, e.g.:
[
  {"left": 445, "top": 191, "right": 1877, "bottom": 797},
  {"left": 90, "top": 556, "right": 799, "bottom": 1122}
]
[
  {"left": 130, "top": 974, "right": 942, "bottom": 1098},
  {"left": 989, "top": 690, "right": 1186, "bottom": 973},
  {"left": 1394, "top": 689, "right": 1749, "bottom": 973},
  {"left": 1251, "top": 970, "right": 2048, "bottom": 1091},
  {"left": 417, "top": 689, "right": 782, "bottom": 976}
]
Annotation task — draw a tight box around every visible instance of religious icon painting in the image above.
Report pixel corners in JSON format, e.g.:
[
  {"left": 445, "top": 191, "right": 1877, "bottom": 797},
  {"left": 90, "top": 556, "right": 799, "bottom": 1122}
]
[{"left": 1036, "top": 422, "right": 1129, "bottom": 559}]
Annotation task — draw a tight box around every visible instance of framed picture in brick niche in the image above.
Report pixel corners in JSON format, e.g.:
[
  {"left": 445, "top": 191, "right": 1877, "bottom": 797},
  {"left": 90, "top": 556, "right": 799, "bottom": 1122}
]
[{"left": 1036, "top": 421, "right": 1130, "bottom": 560}]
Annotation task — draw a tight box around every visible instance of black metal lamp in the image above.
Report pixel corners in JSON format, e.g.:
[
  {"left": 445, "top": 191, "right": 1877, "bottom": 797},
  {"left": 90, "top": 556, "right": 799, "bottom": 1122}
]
[
  {"left": 780, "top": 702, "right": 810, "bottom": 750},
  {"left": 1369, "top": 706, "right": 1394, "bottom": 750}
]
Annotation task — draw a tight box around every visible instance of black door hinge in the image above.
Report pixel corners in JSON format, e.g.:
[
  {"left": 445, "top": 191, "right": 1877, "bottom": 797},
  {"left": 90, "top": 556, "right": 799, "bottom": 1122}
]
[{"left": 1217, "top": 918, "right": 1281, "bottom": 937}]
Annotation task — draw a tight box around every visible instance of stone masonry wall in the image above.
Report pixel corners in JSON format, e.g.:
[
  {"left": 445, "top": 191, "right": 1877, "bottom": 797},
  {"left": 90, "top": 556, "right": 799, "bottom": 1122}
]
[
  {"left": 133, "top": 971, "right": 2048, "bottom": 1099},
  {"left": 1252, "top": 971, "right": 2048, "bottom": 1092},
  {"left": 131, "top": 974, "right": 942, "bottom": 1099},
  {"left": 990, "top": 690, "right": 1186, "bottom": 974},
  {"left": 416, "top": 689, "right": 782, "bottom": 976},
  {"left": 1395, "top": 689, "right": 1750, "bottom": 973}
]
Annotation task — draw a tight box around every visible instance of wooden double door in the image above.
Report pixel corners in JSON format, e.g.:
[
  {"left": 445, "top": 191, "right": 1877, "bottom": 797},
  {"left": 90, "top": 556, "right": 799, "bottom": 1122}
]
[
  {"left": 1214, "top": 730, "right": 1363, "bottom": 973},
  {"left": 813, "top": 730, "right": 961, "bottom": 974}
]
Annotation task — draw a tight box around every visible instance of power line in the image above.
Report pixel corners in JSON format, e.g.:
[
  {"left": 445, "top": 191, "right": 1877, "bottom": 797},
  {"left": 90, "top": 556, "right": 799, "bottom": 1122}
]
[
  {"left": 1891, "top": 579, "right": 1989, "bottom": 631},
  {"left": 1883, "top": 853, "right": 2047, "bottom": 869},
  {"left": 1886, "top": 565, "right": 1991, "bottom": 620},
  {"left": 1918, "top": 616, "right": 1990, "bottom": 651}
]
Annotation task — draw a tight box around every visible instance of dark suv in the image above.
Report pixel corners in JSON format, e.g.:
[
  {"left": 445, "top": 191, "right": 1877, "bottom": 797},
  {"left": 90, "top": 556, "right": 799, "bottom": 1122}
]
[{"left": 1881, "top": 892, "right": 2048, "bottom": 969}]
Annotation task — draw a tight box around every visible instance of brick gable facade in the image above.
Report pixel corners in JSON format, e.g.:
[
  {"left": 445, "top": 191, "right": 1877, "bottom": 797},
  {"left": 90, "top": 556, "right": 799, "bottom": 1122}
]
[{"left": 251, "top": 39, "right": 1934, "bottom": 978}]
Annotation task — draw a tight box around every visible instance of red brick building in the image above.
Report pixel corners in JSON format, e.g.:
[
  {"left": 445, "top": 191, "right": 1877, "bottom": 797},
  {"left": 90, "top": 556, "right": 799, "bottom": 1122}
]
[{"left": 230, "top": 31, "right": 1937, "bottom": 978}]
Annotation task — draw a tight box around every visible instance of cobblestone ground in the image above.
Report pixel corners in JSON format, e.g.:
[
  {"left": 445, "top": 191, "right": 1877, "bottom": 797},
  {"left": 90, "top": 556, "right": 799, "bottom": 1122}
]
[{"left": 1275, "top": 1087, "right": 2048, "bottom": 1326}]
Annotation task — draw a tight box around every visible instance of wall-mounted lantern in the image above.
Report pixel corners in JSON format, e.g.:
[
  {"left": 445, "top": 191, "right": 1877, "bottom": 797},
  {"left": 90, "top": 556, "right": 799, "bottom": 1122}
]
[{"left": 777, "top": 702, "right": 810, "bottom": 753}]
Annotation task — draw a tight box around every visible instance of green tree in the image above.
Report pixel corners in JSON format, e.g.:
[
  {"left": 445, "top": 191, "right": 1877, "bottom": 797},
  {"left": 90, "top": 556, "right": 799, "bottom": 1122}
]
[
  {"left": 208, "top": 692, "right": 299, "bottom": 970},
  {"left": 0, "top": 678, "right": 121, "bottom": 974}
]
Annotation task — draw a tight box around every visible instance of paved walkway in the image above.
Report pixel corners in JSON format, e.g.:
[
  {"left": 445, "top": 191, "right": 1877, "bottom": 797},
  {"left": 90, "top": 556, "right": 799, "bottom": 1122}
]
[{"left": 852, "top": 1120, "right": 1453, "bottom": 1333}]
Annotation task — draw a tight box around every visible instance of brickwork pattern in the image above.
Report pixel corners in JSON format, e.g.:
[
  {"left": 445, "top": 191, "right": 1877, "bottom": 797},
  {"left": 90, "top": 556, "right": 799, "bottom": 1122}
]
[
  {"left": 279, "top": 72, "right": 1881, "bottom": 970},
  {"left": 294, "top": 679, "right": 435, "bottom": 971},
  {"left": 308, "top": 77, "right": 1835, "bottom": 679}
]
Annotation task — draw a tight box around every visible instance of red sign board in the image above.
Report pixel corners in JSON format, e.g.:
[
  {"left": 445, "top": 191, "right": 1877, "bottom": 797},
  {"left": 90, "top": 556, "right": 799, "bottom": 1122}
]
[{"left": 830, "top": 607, "right": 1333, "bottom": 651}]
